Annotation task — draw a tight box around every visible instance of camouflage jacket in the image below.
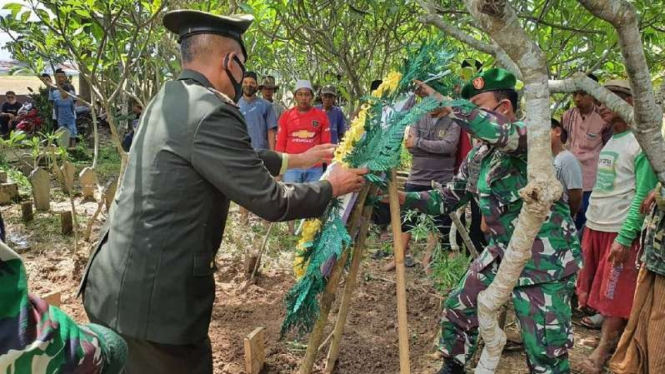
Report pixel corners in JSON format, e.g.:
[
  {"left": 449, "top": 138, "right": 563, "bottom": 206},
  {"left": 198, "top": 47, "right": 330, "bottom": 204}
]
[
  {"left": 404, "top": 106, "right": 582, "bottom": 286},
  {"left": 0, "top": 241, "right": 107, "bottom": 373},
  {"left": 642, "top": 184, "right": 665, "bottom": 276}
]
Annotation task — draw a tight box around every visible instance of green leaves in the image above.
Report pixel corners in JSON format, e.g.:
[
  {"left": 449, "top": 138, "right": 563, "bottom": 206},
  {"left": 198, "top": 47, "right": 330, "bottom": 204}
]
[{"left": 3, "top": 3, "right": 24, "bottom": 18}]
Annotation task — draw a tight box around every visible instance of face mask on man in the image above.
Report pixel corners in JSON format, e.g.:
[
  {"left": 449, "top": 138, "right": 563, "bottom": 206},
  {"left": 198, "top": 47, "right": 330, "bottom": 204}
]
[
  {"left": 224, "top": 54, "right": 245, "bottom": 102},
  {"left": 243, "top": 85, "right": 257, "bottom": 96}
]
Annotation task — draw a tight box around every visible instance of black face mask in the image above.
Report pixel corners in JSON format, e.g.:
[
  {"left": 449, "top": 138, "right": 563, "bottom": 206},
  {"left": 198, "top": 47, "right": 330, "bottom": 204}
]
[
  {"left": 243, "top": 86, "right": 258, "bottom": 96},
  {"left": 224, "top": 54, "right": 245, "bottom": 102},
  {"left": 491, "top": 101, "right": 503, "bottom": 112}
]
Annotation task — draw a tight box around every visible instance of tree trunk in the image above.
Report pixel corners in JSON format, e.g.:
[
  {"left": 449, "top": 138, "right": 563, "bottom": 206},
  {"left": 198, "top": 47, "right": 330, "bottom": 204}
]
[{"left": 78, "top": 73, "right": 92, "bottom": 103}]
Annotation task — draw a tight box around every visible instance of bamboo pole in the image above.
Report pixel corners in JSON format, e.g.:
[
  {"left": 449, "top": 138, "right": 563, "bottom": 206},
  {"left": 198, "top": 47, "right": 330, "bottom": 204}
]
[
  {"left": 324, "top": 185, "right": 377, "bottom": 373},
  {"left": 388, "top": 169, "right": 411, "bottom": 374},
  {"left": 299, "top": 185, "right": 371, "bottom": 374}
]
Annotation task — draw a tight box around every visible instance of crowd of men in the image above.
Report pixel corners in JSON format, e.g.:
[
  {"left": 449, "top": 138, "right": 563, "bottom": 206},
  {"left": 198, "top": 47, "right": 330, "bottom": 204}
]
[{"left": 2, "top": 8, "right": 665, "bottom": 374}]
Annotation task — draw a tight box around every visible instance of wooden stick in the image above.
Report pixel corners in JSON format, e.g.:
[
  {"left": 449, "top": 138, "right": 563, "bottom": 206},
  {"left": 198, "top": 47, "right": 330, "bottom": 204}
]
[
  {"left": 241, "top": 222, "right": 275, "bottom": 290},
  {"left": 318, "top": 331, "right": 334, "bottom": 352},
  {"left": 324, "top": 186, "right": 377, "bottom": 373},
  {"left": 299, "top": 185, "right": 371, "bottom": 374},
  {"left": 388, "top": 169, "right": 411, "bottom": 374},
  {"left": 449, "top": 210, "right": 480, "bottom": 259}
]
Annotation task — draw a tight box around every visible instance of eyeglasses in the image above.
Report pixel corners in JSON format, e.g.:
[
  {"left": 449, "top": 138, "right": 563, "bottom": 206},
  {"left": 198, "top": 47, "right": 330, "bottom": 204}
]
[{"left": 6, "top": 96, "right": 15, "bottom": 99}]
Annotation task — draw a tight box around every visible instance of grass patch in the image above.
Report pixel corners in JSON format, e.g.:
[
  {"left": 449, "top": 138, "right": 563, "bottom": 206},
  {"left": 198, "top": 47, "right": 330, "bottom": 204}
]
[
  {"left": 0, "top": 162, "right": 31, "bottom": 196},
  {"left": 96, "top": 145, "right": 122, "bottom": 182},
  {"left": 429, "top": 251, "right": 470, "bottom": 295}
]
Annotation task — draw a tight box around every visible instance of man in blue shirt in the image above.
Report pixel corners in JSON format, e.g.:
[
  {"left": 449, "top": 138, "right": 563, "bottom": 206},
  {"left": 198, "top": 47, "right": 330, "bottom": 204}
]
[
  {"left": 238, "top": 71, "right": 278, "bottom": 225},
  {"left": 238, "top": 71, "right": 277, "bottom": 151},
  {"left": 316, "top": 85, "right": 346, "bottom": 144},
  {"left": 49, "top": 69, "right": 77, "bottom": 147}
]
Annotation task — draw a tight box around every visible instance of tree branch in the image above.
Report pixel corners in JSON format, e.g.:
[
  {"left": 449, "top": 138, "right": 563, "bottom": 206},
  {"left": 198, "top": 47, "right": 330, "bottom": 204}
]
[
  {"left": 549, "top": 73, "right": 634, "bottom": 123},
  {"left": 577, "top": 0, "right": 665, "bottom": 183},
  {"left": 417, "top": 1, "right": 521, "bottom": 78}
]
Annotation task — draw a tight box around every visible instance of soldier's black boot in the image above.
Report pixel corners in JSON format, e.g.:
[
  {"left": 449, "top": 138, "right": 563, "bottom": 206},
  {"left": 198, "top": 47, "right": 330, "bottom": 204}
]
[{"left": 436, "top": 358, "right": 464, "bottom": 374}]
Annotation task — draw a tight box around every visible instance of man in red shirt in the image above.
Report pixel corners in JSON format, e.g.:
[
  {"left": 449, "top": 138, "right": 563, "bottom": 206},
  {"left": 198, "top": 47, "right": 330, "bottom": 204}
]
[{"left": 276, "top": 80, "right": 331, "bottom": 183}]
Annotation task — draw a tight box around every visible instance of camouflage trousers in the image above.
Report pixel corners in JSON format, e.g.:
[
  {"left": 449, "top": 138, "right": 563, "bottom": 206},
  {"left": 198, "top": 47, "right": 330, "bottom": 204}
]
[{"left": 439, "top": 260, "right": 575, "bottom": 374}]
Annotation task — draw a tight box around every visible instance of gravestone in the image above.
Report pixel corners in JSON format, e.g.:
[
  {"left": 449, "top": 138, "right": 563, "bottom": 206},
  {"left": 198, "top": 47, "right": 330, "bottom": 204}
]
[
  {"left": 0, "top": 183, "right": 18, "bottom": 205},
  {"left": 244, "top": 327, "right": 266, "bottom": 374},
  {"left": 61, "top": 211, "right": 73, "bottom": 235},
  {"left": 104, "top": 178, "right": 118, "bottom": 212},
  {"left": 60, "top": 162, "right": 76, "bottom": 194},
  {"left": 55, "top": 127, "right": 70, "bottom": 149},
  {"left": 29, "top": 168, "right": 50, "bottom": 211},
  {"left": 79, "top": 167, "right": 96, "bottom": 199},
  {"left": 21, "top": 202, "right": 33, "bottom": 223},
  {"left": 19, "top": 154, "right": 33, "bottom": 176}
]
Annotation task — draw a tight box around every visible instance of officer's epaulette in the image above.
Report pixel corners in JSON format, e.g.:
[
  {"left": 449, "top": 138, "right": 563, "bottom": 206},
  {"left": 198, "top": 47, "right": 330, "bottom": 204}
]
[{"left": 207, "top": 87, "right": 239, "bottom": 108}]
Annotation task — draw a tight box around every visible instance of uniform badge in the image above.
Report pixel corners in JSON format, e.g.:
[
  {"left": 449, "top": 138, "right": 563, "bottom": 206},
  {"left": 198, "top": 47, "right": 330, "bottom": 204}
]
[
  {"left": 438, "top": 129, "right": 446, "bottom": 138},
  {"left": 312, "top": 120, "right": 320, "bottom": 128},
  {"left": 473, "top": 77, "right": 485, "bottom": 90}
]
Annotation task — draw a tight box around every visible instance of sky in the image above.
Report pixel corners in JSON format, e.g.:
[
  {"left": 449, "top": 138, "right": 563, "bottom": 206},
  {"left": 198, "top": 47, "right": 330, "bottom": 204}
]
[{"left": 0, "top": 0, "right": 38, "bottom": 61}]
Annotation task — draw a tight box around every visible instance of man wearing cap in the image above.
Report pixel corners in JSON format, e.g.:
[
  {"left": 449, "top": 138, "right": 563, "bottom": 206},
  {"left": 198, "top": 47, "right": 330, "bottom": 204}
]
[
  {"left": 276, "top": 79, "right": 331, "bottom": 184},
  {"left": 78, "top": 10, "right": 367, "bottom": 374},
  {"left": 239, "top": 71, "right": 277, "bottom": 151},
  {"left": 399, "top": 68, "right": 582, "bottom": 374},
  {"left": 562, "top": 74, "right": 612, "bottom": 236},
  {"left": 315, "top": 84, "right": 347, "bottom": 144},
  {"left": 574, "top": 80, "right": 657, "bottom": 374},
  {"left": 259, "top": 75, "right": 285, "bottom": 120}
]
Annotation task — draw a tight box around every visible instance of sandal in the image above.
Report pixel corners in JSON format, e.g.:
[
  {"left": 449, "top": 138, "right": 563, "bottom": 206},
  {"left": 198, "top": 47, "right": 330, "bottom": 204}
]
[{"left": 579, "top": 314, "right": 604, "bottom": 330}]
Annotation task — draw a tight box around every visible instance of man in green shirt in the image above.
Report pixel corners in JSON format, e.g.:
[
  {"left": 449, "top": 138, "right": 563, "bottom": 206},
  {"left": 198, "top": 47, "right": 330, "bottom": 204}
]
[
  {"left": 401, "top": 69, "right": 581, "bottom": 374},
  {"left": 574, "top": 80, "right": 657, "bottom": 374}
]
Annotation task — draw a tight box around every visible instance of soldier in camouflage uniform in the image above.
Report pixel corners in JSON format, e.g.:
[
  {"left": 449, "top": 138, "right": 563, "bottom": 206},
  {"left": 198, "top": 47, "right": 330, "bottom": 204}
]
[
  {"left": 404, "top": 69, "right": 582, "bottom": 374},
  {"left": 0, "top": 240, "right": 126, "bottom": 373}
]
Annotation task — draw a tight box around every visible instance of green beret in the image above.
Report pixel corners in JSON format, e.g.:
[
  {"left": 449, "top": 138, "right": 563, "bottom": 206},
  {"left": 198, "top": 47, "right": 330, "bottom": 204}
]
[
  {"left": 461, "top": 68, "right": 517, "bottom": 99},
  {"left": 163, "top": 10, "right": 254, "bottom": 58}
]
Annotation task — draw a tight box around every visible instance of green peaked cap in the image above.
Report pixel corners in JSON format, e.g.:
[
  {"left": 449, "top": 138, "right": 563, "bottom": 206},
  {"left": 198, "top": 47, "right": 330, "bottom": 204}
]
[{"left": 461, "top": 68, "right": 517, "bottom": 99}]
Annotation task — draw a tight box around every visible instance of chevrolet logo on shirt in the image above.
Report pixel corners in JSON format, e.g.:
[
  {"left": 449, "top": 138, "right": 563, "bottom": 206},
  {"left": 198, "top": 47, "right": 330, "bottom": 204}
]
[{"left": 292, "top": 130, "right": 316, "bottom": 139}]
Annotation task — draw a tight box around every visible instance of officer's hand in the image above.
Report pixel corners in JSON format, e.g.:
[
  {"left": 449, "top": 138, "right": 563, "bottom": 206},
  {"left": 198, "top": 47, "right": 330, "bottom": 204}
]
[
  {"left": 641, "top": 189, "right": 657, "bottom": 215},
  {"left": 608, "top": 241, "right": 630, "bottom": 265},
  {"left": 328, "top": 166, "right": 368, "bottom": 197},
  {"left": 292, "top": 144, "right": 336, "bottom": 169}
]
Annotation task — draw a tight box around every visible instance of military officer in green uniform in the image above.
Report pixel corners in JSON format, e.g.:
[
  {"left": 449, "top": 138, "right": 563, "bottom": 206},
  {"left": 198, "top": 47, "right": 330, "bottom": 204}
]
[
  {"left": 401, "top": 69, "right": 581, "bottom": 374},
  {"left": 78, "top": 10, "right": 367, "bottom": 374}
]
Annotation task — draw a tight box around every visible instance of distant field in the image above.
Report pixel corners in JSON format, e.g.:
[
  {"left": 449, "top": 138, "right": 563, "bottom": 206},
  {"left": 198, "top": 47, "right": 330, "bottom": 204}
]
[{"left": 0, "top": 75, "right": 80, "bottom": 95}]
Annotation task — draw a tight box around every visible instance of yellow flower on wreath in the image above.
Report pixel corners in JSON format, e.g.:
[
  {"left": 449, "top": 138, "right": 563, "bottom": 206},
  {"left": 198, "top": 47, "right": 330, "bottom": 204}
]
[
  {"left": 371, "top": 71, "right": 402, "bottom": 97},
  {"left": 293, "top": 219, "right": 322, "bottom": 278},
  {"left": 332, "top": 71, "right": 402, "bottom": 167}
]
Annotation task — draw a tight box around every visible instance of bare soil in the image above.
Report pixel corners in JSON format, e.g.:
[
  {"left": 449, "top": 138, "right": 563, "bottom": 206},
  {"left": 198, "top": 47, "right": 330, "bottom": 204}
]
[{"left": 1, "top": 187, "right": 601, "bottom": 374}]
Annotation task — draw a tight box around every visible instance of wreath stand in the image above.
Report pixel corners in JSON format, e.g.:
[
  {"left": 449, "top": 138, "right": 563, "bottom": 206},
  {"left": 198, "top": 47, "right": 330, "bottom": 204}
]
[{"left": 298, "top": 170, "right": 411, "bottom": 374}]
